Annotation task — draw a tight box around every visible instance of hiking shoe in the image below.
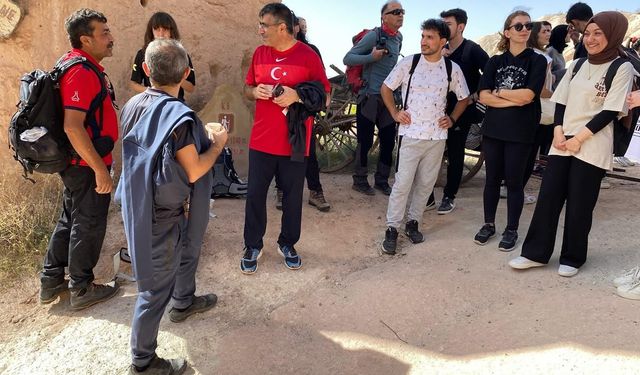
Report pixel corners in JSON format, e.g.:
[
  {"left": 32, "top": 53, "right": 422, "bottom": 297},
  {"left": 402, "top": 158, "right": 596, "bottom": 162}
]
[
  {"left": 169, "top": 294, "right": 218, "bottom": 323},
  {"left": 437, "top": 197, "right": 455, "bottom": 215},
  {"left": 69, "top": 282, "right": 120, "bottom": 311},
  {"left": 309, "top": 190, "right": 331, "bottom": 212},
  {"left": 498, "top": 229, "right": 518, "bottom": 251},
  {"left": 374, "top": 182, "right": 392, "bottom": 195},
  {"left": 240, "top": 247, "right": 262, "bottom": 275},
  {"left": 509, "top": 256, "right": 546, "bottom": 270},
  {"left": 558, "top": 264, "right": 579, "bottom": 277},
  {"left": 40, "top": 280, "right": 68, "bottom": 304},
  {"left": 352, "top": 182, "right": 375, "bottom": 195},
  {"left": 614, "top": 266, "right": 640, "bottom": 287},
  {"left": 275, "top": 188, "right": 283, "bottom": 210},
  {"left": 381, "top": 227, "right": 398, "bottom": 255},
  {"left": 404, "top": 220, "right": 424, "bottom": 244},
  {"left": 129, "top": 355, "right": 187, "bottom": 375},
  {"left": 425, "top": 194, "right": 436, "bottom": 211},
  {"left": 616, "top": 279, "right": 640, "bottom": 300},
  {"left": 474, "top": 223, "right": 496, "bottom": 245},
  {"left": 278, "top": 244, "right": 302, "bottom": 270}
]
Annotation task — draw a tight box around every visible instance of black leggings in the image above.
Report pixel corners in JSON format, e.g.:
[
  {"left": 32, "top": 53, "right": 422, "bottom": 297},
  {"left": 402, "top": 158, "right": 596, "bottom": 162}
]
[{"left": 482, "top": 136, "right": 533, "bottom": 231}]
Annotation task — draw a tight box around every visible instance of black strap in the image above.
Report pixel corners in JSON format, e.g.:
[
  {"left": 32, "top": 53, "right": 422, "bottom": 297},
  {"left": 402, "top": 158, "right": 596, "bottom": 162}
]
[
  {"left": 403, "top": 54, "right": 421, "bottom": 110},
  {"left": 570, "top": 58, "right": 587, "bottom": 81},
  {"left": 603, "top": 58, "right": 626, "bottom": 93}
]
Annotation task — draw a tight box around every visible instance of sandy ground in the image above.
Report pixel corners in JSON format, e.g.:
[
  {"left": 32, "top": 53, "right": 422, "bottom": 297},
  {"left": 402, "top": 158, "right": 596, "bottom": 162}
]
[{"left": 1, "top": 168, "right": 640, "bottom": 375}]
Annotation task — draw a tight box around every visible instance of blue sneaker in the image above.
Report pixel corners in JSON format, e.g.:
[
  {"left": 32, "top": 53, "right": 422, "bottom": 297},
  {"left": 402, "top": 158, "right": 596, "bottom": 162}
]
[
  {"left": 240, "top": 247, "right": 262, "bottom": 274},
  {"left": 277, "top": 245, "right": 302, "bottom": 270}
]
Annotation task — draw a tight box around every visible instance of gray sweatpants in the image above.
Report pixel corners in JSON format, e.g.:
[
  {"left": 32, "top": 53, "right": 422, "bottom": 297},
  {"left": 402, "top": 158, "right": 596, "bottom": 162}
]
[{"left": 386, "top": 137, "right": 445, "bottom": 228}]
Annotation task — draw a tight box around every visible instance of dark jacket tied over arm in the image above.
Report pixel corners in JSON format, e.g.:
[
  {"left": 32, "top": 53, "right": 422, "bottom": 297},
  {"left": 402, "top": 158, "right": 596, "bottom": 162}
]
[{"left": 287, "top": 81, "right": 326, "bottom": 162}]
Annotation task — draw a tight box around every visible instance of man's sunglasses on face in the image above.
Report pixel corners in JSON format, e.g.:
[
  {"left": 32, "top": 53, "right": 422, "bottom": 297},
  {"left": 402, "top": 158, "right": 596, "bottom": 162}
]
[
  {"left": 385, "top": 9, "right": 405, "bottom": 16},
  {"left": 508, "top": 22, "right": 533, "bottom": 32}
]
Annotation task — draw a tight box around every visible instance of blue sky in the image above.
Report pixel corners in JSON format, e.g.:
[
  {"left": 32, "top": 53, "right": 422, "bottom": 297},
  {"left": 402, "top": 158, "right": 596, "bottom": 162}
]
[{"left": 283, "top": 0, "right": 638, "bottom": 77}]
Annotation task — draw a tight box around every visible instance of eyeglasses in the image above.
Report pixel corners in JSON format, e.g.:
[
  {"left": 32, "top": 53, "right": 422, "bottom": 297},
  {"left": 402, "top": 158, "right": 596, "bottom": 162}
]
[
  {"left": 507, "top": 22, "right": 533, "bottom": 32},
  {"left": 258, "top": 22, "right": 283, "bottom": 30},
  {"left": 385, "top": 8, "right": 405, "bottom": 16}
]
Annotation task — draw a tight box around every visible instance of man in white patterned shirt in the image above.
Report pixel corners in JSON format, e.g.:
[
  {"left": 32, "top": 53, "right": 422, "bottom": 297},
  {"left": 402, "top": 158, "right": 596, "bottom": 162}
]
[{"left": 380, "top": 19, "right": 470, "bottom": 254}]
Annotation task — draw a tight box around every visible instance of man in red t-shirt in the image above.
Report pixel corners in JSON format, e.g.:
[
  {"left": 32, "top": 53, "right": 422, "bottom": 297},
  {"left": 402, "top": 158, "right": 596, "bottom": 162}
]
[
  {"left": 241, "top": 3, "right": 330, "bottom": 274},
  {"left": 39, "top": 9, "right": 120, "bottom": 310}
]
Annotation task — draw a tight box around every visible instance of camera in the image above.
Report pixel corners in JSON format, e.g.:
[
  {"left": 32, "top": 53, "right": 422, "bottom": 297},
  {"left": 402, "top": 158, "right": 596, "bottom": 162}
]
[
  {"left": 376, "top": 36, "right": 389, "bottom": 55},
  {"left": 272, "top": 83, "right": 284, "bottom": 98}
]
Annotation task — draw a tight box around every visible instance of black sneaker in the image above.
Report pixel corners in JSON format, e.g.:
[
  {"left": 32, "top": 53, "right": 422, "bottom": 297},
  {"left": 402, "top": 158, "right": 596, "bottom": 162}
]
[
  {"left": 473, "top": 223, "right": 496, "bottom": 245},
  {"left": 352, "top": 182, "right": 375, "bottom": 195},
  {"left": 169, "top": 294, "right": 218, "bottom": 323},
  {"left": 404, "top": 220, "right": 424, "bottom": 244},
  {"left": 129, "top": 355, "right": 187, "bottom": 375},
  {"left": 240, "top": 247, "right": 262, "bottom": 274},
  {"left": 425, "top": 193, "right": 436, "bottom": 211},
  {"left": 374, "top": 182, "right": 392, "bottom": 195},
  {"left": 40, "top": 280, "right": 68, "bottom": 304},
  {"left": 381, "top": 227, "right": 398, "bottom": 255},
  {"left": 437, "top": 197, "right": 456, "bottom": 215},
  {"left": 278, "top": 244, "right": 302, "bottom": 270},
  {"left": 69, "top": 282, "right": 120, "bottom": 311},
  {"left": 498, "top": 229, "right": 518, "bottom": 251}
]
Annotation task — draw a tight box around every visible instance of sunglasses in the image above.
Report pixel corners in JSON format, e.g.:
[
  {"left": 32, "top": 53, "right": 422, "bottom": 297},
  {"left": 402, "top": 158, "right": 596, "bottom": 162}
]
[
  {"left": 385, "top": 8, "right": 405, "bottom": 16},
  {"left": 507, "top": 22, "right": 533, "bottom": 32}
]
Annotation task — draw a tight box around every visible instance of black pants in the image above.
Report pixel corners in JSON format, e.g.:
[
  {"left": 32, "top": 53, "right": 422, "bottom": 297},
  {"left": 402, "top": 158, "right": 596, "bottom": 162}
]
[
  {"left": 614, "top": 120, "right": 633, "bottom": 157},
  {"left": 521, "top": 155, "right": 605, "bottom": 268},
  {"left": 41, "top": 165, "right": 111, "bottom": 289},
  {"left": 244, "top": 149, "right": 306, "bottom": 250},
  {"left": 443, "top": 120, "right": 472, "bottom": 200},
  {"left": 482, "top": 136, "right": 532, "bottom": 231},
  {"left": 305, "top": 130, "right": 322, "bottom": 191},
  {"left": 523, "top": 124, "right": 554, "bottom": 185},
  {"left": 354, "top": 105, "right": 396, "bottom": 184}
]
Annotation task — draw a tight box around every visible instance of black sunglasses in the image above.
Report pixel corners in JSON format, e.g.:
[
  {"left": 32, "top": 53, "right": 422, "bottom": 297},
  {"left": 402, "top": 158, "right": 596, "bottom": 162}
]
[
  {"left": 508, "top": 22, "right": 533, "bottom": 32},
  {"left": 385, "top": 8, "right": 405, "bottom": 16}
]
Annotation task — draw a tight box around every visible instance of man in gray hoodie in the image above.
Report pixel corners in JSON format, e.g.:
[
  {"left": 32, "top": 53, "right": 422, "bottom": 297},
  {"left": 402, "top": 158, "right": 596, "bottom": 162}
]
[{"left": 343, "top": 0, "right": 404, "bottom": 195}]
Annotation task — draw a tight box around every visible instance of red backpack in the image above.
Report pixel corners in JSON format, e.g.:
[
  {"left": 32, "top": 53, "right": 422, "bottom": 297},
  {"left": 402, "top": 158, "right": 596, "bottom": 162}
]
[{"left": 345, "top": 28, "right": 379, "bottom": 94}]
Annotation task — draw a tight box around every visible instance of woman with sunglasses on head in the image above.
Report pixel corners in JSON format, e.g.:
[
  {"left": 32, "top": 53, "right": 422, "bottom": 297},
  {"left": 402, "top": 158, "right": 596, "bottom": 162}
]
[
  {"left": 473, "top": 11, "right": 547, "bottom": 251},
  {"left": 130, "top": 12, "right": 195, "bottom": 102},
  {"left": 510, "top": 12, "right": 634, "bottom": 277}
]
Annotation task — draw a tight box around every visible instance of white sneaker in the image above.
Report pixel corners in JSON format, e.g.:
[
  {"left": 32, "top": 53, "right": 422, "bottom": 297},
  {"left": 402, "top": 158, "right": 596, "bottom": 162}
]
[
  {"left": 500, "top": 185, "right": 508, "bottom": 198},
  {"left": 614, "top": 156, "right": 627, "bottom": 167},
  {"left": 509, "top": 256, "right": 545, "bottom": 270},
  {"left": 558, "top": 264, "right": 579, "bottom": 277},
  {"left": 524, "top": 193, "right": 537, "bottom": 205},
  {"left": 616, "top": 280, "right": 640, "bottom": 300},
  {"left": 613, "top": 266, "right": 640, "bottom": 287},
  {"left": 621, "top": 156, "right": 636, "bottom": 166}
]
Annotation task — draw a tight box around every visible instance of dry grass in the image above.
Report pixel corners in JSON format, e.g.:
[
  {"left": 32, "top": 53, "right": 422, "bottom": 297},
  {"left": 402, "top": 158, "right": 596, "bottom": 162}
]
[{"left": 0, "top": 169, "right": 61, "bottom": 288}]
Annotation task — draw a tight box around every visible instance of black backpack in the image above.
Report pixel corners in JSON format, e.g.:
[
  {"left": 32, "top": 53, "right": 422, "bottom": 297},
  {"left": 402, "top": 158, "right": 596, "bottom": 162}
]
[{"left": 8, "top": 56, "right": 106, "bottom": 181}]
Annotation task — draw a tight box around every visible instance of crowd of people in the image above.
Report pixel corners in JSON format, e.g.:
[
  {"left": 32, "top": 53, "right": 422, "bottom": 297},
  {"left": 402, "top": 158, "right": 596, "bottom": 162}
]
[{"left": 33, "top": 1, "right": 640, "bottom": 373}]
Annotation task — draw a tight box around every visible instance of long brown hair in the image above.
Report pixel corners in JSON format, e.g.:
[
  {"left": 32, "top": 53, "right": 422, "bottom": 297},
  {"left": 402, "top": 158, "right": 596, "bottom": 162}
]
[
  {"left": 497, "top": 10, "right": 530, "bottom": 52},
  {"left": 143, "top": 12, "right": 181, "bottom": 48}
]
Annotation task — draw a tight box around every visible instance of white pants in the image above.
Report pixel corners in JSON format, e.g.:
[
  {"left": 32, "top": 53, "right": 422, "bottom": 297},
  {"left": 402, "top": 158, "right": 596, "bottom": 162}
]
[{"left": 386, "top": 137, "right": 445, "bottom": 228}]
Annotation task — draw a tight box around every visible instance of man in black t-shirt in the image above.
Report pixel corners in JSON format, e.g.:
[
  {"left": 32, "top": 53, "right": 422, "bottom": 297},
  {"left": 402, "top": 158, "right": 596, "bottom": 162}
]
[
  {"left": 566, "top": 2, "right": 593, "bottom": 59},
  {"left": 434, "top": 8, "right": 489, "bottom": 215}
]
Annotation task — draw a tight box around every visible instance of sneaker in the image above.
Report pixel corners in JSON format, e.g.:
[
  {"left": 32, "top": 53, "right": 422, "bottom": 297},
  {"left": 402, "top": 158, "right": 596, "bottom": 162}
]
[
  {"left": 169, "top": 294, "right": 218, "bottom": 323},
  {"left": 498, "top": 229, "right": 518, "bottom": 251},
  {"left": 500, "top": 185, "right": 508, "bottom": 199},
  {"left": 129, "top": 355, "right": 187, "bottom": 375},
  {"left": 425, "top": 194, "right": 436, "bottom": 211},
  {"left": 616, "top": 279, "right": 640, "bottom": 300},
  {"left": 374, "top": 182, "right": 392, "bottom": 195},
  {"left": 508, "top": 256, "right": 546, "bottom": 269},
  {"left": 277, "top": 244, "right": 302, "bottom": 270},
  {"left": 69, "top": 282, "right": 120, "bottom": 311},
  {"left": 381, "top": 227, "right": 398, "bottom": 255},
  {"left": 524, "top": 193, "right": 537, "bottom": 205},
  {"left": 621, "top": 156, "right": 636, "bottom": 167},
  {"left": 308, "top": 190, "right": 331, "bottom": 212},
  {"left": 275, "top": 188, "right": 283, "bottom": 210},
  {"left": 404, "top": 220, "right": 424, "bottom": 244},
  {"left": 613, "top": 266, "right": 640, "bottom": 287},
  {"left": 240, "top": 247, "right": 262, "bottom": 274},
  {"left": 352, "top": 182, "right": 375, "bottom": 195},
  {"left": 40, "top": 280, "right": 68, "bottom": 304},
  {"left": 474, "top": 223, "right": 496, "bottom": 245},
  {"left": 437, "top": 197, "right": 455, "bottom": 215},
  {"left": 558, "top": 264, "right": 579, "bottom": 277}
]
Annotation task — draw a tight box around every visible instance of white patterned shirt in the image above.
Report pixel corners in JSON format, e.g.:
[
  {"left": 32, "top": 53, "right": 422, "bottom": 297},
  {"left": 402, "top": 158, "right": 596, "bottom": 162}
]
[{"left": 384, "top": 55, "right": 469, "bottom": 140}]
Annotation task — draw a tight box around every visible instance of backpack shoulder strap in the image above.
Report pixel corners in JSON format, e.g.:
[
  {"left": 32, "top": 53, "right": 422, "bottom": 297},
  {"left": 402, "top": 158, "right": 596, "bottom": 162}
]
[
  {"left": 570, "top": 58, "right": 587, "bottom": 81},
  {"left": 444, "top": 56, "right": 453, "bottom": 87},
  {"left": 603, "top": 57, "right": 626, "bottom": 93},
  {"left": 403, "top": 54, "right": 421, "bottom": 110}
]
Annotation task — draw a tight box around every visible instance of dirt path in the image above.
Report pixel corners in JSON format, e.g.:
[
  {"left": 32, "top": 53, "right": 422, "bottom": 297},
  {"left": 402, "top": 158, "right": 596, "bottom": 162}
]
[{"left": 1, "top": 171, "right": 640, "bottom": 375}]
